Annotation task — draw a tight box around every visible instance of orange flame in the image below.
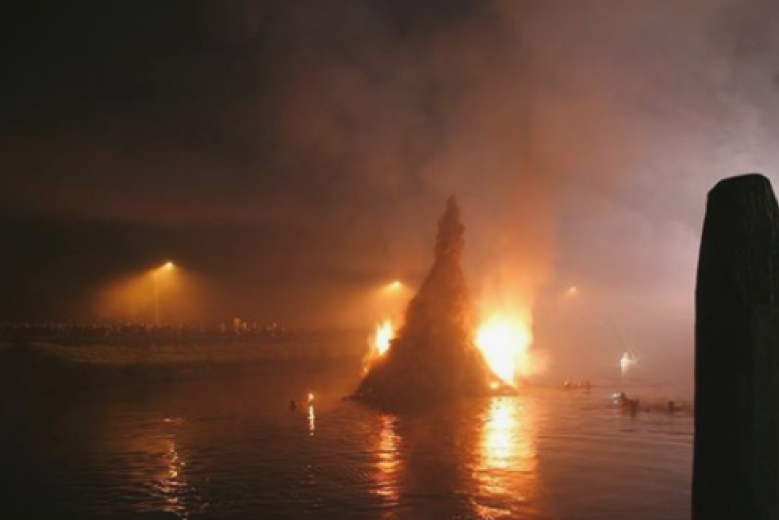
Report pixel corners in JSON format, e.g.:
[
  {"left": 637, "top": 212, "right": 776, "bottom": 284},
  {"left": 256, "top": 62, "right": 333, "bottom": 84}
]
[
  {"left": 363, "top": 312, "right": 540, "bottom": 388},
  {"left": 476, "top": 314, "right": 533, "bottom": 386},
  {"left": 373, "top": 319, "right": 395, "bottom": 357},
  {"left": 363, "top": 319, "right": 396, "bottom": 373}
]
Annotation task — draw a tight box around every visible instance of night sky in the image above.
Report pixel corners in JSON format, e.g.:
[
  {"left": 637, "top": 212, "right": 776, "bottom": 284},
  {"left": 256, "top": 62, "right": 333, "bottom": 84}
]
[{"left": 2, "top": 0, "right": 779, "bottom": 371}]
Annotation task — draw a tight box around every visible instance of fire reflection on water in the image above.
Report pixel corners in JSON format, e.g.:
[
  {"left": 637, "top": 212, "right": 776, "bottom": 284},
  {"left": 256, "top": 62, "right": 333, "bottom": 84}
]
[
  {"left": 308, "top": 405, "right": 316, "bottom": 436},
  {"left": 366, "top": 399, "right": 537, "bottom": 517},
  {"left": 373, "top": 414, "right": 401, "bottom": 505},
  {"left": 474, "top": 397, "right": 538, "bottom": 518}
]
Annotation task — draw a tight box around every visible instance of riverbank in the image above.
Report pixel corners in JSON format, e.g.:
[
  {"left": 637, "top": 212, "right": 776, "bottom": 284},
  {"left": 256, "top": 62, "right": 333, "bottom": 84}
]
[{"left": 0, "top": 334, "right": 367, "bottom": 390}]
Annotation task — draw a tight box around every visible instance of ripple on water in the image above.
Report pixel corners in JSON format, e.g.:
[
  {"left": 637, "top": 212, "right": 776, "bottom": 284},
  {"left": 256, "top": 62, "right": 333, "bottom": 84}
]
[{"left": 0, "top": 370, "right": 692, "bottom": 519}]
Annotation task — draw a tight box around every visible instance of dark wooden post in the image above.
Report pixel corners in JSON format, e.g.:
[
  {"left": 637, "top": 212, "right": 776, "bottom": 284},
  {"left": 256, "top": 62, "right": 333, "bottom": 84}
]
[{"left": 694, "top": 174, "right": 779, "bottom": 519}]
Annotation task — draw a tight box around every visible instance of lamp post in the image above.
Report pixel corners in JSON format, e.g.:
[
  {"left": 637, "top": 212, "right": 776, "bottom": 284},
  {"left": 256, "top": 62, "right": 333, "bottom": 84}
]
[{"left": 153, "top": 262, "right": 174, "bottom": 326}]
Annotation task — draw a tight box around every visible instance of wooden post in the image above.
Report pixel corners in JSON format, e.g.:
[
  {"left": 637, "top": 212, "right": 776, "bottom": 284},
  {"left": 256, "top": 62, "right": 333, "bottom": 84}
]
[{"left": 694, "top": 174, "right": 779, "bottom": 519}]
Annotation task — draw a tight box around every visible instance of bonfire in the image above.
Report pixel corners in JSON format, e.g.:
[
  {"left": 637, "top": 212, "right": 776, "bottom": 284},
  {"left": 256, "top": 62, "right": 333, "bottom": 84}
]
[{"left": 355, "top": 197, "right": 518, "bottom": 406}]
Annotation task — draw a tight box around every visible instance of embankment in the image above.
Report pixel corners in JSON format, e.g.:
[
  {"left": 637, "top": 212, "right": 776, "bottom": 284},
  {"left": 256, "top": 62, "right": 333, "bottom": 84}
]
[{"left": 0, "top": 332, "right": 367, "bottom": 391}]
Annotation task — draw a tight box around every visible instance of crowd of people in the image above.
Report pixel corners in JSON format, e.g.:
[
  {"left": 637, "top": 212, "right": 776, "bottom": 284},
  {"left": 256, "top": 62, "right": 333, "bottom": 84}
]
[{"left": 0, "top": 321, "right": 311, "bottom": 346}]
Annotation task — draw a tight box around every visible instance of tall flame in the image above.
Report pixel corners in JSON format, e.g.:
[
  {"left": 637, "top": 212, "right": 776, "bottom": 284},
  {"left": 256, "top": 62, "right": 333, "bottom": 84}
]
[
  {"left": 363, "top": 319, "right": 396, "bottom": 374},
  {"left": 476, "top": 314, "right": 533, "bottom": 386},
  {"left": 373, "top": 319, "right": 395, "bottom": 357},
  {"left": 365, "top": 312, "right": 538, "bottom": 388}
]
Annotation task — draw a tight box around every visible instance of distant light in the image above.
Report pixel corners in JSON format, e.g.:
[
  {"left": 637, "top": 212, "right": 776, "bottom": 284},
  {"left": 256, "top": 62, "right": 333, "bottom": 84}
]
[
  {"left": 163, "top": 261, "right": 174, "bottom": 270},
  {"left": 566, "top": 286, "right": 578, "bottom": 296},
  {"left": 307, "top": 392, "right": 315, "bottom": 404},
  {"left": 489, "top": 381, "right": 500, "bottom": 390},
  {"left": 388, "top": 280, "right": 402, "bottom": 290},
  {"left": 620, "top": 352, "right": 638, "bottom": 375}
]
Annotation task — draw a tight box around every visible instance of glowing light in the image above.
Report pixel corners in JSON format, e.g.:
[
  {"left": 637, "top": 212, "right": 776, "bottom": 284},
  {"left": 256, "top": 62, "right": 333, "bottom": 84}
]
[
  {"left": 307, "top": 405, "right": 315, "bottom": 436},
  {"left": 489, "top": 381, "right": 500, "bottom": 390},
  {"left": 373, "top": 319, "right": 395, "bottom": 357},
  {"left": 373, "top": 415, "right": 401, "bottom": 503},
  {"left": 566, "top": 286, "right": 578, "bottom": 296},
  {"left": 307, "top": 392, "right": 315, "bottom": 404},
  {"left": 473, "top": 397, "right": 539, "bottom": 518},
  {"left": 362, "top": 319, "right": 398, "bottom": 374},
  {"left": 476, "top": 315, "right": 533, "bottom": 386},
  {"left": 160, "top": 440, "right": 187, "bottom": 514},
  {"left": 152, "top": 261, "right": 176, "bottom": 326},
  {"left": 483, "top": 399, "right": 518, "bottom": 469},
  {"left": 387, "top": 280, "right": 402, "bottom": 291},
  {"left": 620, "top": 352, "right": 638, "bottom": 375}
]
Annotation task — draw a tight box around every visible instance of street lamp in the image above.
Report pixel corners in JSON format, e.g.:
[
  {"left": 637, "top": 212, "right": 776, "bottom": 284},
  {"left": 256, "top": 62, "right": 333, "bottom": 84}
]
[{"left": 153, "top": 261, "right": 174, "bottom": 326}]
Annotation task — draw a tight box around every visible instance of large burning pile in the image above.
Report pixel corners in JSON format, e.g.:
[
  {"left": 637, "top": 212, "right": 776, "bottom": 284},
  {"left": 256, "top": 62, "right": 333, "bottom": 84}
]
[{"left": 356, "top": 197, "right": 527, "bottom": 405}]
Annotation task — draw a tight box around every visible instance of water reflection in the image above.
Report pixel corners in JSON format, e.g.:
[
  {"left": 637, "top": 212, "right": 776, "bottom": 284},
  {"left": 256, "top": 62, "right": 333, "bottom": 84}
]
[
  {"left": 158, "top": 440, "right": 188, "bottom": 516},
  {"left": 0, "top": 370, "right": 693, "bottom": 519},
  {"left": 473, "top": 396, "right": 539, "bottom": 518},
  {"left": 119, "top": 418, "right": 193, "bottom": 518},
  {"left": 363, "top": 398, "right": 541, "bottom": 519},
  {"left": 373, "top": 414, "right": 401, "bottom": 504},
  {"left": 308, "top": 404, "right": 316, "bottom": 436}
]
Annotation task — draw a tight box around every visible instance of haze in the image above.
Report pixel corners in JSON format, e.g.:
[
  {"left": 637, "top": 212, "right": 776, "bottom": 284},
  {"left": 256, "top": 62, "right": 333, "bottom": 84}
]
[{"left": 2, "top": 0, "right": 778, "bottom": 379}]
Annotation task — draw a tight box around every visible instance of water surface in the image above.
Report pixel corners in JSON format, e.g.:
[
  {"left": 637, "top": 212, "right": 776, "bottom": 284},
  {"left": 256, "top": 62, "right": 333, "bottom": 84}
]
[{"left": 0, "top": 360, "right": 692, "bottom": 519}]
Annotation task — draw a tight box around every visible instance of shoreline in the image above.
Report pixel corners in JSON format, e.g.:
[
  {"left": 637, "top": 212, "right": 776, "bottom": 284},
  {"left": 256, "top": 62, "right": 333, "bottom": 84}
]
[{"left": 0, "top": 336, "right": 367, "bottom": 391}]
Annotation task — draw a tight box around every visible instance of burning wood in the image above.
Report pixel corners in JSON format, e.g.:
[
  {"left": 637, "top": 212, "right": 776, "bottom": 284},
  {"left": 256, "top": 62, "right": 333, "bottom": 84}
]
[{"left": 355, "top": 197, "right": 514, "bottom": 406}]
